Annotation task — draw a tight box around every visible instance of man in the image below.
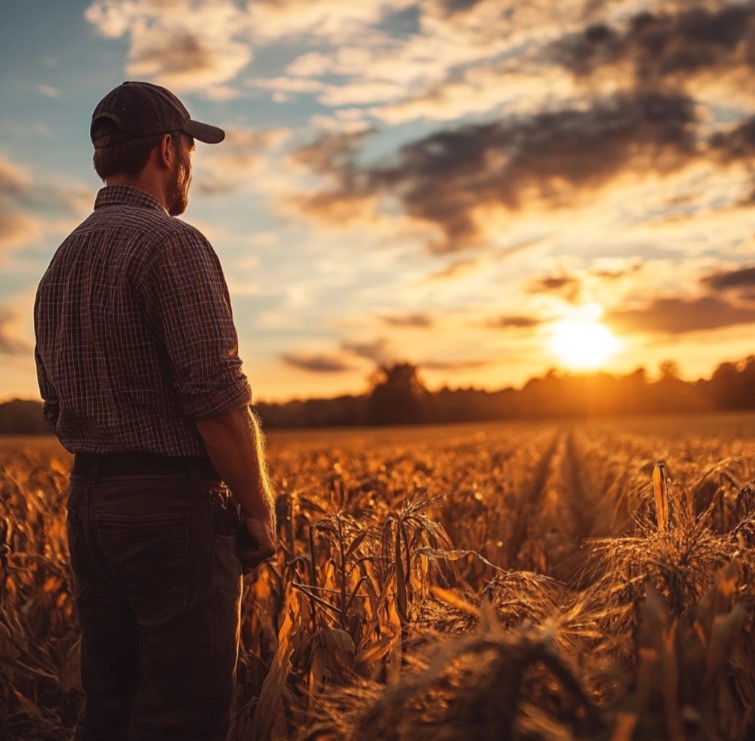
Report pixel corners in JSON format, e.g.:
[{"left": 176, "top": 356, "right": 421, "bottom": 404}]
[{"left": 34, "top": 81, "right": 276, "bottom": 741}]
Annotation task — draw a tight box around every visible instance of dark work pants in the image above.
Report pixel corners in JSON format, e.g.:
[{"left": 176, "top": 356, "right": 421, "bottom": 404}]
[{"left": 66, "top": 458, "right": 243, "bottom": 741}]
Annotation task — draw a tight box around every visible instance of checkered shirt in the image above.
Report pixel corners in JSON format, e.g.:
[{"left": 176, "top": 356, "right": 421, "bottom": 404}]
[{"left": 34, "top": 185, "right": 252, "bottom": 456}]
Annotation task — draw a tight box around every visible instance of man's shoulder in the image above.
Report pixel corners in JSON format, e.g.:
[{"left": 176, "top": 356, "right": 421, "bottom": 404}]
[{"left": 77, "top": 202, "right": 209, "bottom": 247}]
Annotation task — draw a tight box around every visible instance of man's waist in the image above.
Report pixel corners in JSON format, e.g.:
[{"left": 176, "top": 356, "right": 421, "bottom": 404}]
[{"left": 72, "top": 452, "right": 219, "bottom": 480}]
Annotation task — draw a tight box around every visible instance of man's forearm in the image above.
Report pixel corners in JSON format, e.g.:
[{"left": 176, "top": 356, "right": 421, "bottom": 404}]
[{"left": 195, "top": 406, "right": 275, "bottom": 522}]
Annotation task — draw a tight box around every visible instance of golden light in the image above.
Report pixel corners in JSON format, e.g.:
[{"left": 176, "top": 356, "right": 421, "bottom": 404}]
[{"left": 547, "top": 312, "right": 622, "bottom": 370}]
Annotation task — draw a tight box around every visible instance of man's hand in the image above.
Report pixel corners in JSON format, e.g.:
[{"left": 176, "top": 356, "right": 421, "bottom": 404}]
[
  {"left": 196, "top": 406, "right": 278, "bottom": 575},
  {"left": 238, "top": 514, "right": 277, "bottom": 575}
]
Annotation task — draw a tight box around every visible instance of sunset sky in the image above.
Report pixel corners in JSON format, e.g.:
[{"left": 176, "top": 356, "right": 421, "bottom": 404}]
[{"left": 3, "top": 0, "right": 755, "bottom": 403}]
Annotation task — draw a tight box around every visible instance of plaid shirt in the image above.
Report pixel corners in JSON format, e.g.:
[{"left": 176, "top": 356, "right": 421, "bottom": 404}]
[{"left": 34, "top": 185, "right": 252, "bottom": 456}]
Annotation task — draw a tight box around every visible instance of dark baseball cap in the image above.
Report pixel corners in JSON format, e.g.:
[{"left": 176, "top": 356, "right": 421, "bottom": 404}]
[{"left": 91, "top": 81, "right": 225, "bottom": 148}]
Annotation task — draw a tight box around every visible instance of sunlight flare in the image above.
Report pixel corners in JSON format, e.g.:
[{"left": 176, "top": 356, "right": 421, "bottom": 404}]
[{"left": 548, "top": 309, "right": 623, "bottom": 370}]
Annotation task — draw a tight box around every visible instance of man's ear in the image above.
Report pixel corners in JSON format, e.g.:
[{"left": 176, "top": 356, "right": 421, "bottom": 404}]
[{"left": 157, "top": 133, "right": 175, "bottom": 170}]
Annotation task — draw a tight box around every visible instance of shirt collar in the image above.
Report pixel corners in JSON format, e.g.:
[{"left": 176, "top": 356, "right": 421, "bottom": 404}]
[{"left": 94, "top": 185, "right": 167, "bottom": 214}]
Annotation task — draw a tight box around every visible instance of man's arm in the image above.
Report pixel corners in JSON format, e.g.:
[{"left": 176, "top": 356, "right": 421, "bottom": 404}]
[
  {"left": 34, "top": 345, "right": 59, "bottom": 428},
  {"left": 196, "top": 406, "right": 277, "bottom": 570}
]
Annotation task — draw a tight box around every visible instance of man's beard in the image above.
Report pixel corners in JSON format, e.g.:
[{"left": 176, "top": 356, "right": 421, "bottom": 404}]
[{"left": 167, "top": 145, "right": 191, "bottom": 216}]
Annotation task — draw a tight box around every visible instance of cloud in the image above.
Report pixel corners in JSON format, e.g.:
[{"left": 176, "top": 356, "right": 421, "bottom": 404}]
[
  {"left": 606, "top": 295, "right": 755, "bottom": 335},
  {"left": 0, "top": 157, "right": 44, "bottom": 251},
  {"left": 710, "top": 116, "right": 755, "bottom": 162},
  {"left": 0, "top": 310, "right": 32, "bottom": 355},
  {"left": 341, "top": 337, "right": 395, "bottom": 364},
  {"left": 249, "top": 0, "right": 411, "bottom": 42},
  {"left": 35, "top": 84, "right": 61, "bottom": 99},
  {"left": 287, "top": 129, "right": 383, "bottom": 225},
  {"left": 419, "top": 357, "right": 492, "bottom": 371},
  {"left": 0, "top": 212, "right": 42, "bottom": 251},
  {"left": 0, "top": 154, "right": 91, "bottom": 253},
  {"left": 85, "top": 0, "right": 253, "bottom": 91},
  {"left": 701, "top": 264, "right": 755, "bottom": 292},
  {"left": 590, "top": 259, "right": 644, "bottom": 280},
  {"left": 281, "top": 335, "right": 399, "bottom": 373},
  {"left": 379, "top": 312, "right": 435, "bottom": 328},
  {"left": 281, "top": 352, "right": 357, "bottom": 373},
  {"left": 291, "top": 129, "right": 373, "bottom": 176},
  {"left": 290, "top": 91, "right": 698, "bottom": 252},
  {"left": 194, "top": 126, "right": 289, "bottom": 194},
  {"left": 286, "top": 52, "right": 332, "bottom": 77},
  {"left": 422, "top": 258, "right": 482, "bottom": 282},
  {"left": 551, "top": 4, "right": 755, "bottom": 88},
  {"left": 528, "top": 275, "right": 583, "bottom": 295},
  {"left": 245, "top": 76, "right": 325, "bottom": 102},
  {"left": 488, "top": 315, "right": 545, "bottom": 329}
]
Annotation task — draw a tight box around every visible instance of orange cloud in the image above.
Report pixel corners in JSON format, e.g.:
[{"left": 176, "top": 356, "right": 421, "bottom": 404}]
[
  {"left": 0, "top": 309, "right": 32, "bottom": 356},
  {"left": 378, "top": 312, "right": 435, "bottom": 328},
  {"left": 0, "top": 155, "right": 90, "bottom": 254}
]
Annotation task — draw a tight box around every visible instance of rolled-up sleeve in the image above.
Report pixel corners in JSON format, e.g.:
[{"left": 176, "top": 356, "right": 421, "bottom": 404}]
[{"left": 140, "top": 228, "right": 252, "bottom": 419}]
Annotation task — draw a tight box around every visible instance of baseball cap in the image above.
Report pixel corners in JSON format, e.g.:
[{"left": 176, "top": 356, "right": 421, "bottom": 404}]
[{"left": 91, "top": 81, "right": 225, "bottom": 148}]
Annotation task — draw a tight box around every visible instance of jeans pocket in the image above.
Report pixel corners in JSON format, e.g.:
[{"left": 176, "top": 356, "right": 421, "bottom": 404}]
[
  {"left": 95, "top": 511, "right": 189, "bottom": 625},
  {"left": 208, "top": 491, "right": 242, "bottom": 592}
]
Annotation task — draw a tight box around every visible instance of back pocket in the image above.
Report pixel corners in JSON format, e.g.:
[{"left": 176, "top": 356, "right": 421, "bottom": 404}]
[{"left": 96, "top": 511, "right": 188, "bottom": 625}]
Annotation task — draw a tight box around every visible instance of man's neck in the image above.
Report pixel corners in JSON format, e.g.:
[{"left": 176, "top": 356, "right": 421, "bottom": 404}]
[{"left": 105, "top": 174, "right": 169, "bottom": 212}]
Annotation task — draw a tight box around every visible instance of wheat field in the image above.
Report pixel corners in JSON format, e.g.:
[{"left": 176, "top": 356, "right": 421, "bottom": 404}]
[{"left": 1, "top": 414, "right": 755, "bottom": 740}]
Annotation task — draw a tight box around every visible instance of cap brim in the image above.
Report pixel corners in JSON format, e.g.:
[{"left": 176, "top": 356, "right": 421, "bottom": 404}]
[{"left": 183, "top": 119, "right": 225, "bottom": 144}]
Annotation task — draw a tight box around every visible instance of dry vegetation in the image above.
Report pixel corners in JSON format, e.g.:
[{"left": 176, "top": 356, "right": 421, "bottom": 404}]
[{"left": 1, "top": 414, "right": 755, "bottom": 740}]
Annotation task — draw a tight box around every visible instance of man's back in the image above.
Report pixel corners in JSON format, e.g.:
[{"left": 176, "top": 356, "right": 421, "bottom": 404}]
[{"left": 35, "top": 184, "right": 250, "bottom": 456}]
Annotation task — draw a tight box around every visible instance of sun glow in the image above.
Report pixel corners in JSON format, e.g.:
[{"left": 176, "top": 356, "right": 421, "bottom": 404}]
[{"left": 548, "top": 308, "right": 623, "bottom": 370}]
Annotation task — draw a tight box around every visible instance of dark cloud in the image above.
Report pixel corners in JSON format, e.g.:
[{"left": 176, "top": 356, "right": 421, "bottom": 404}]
[
  {"left": 701, "top": 265, "right": 755, "bottom": 291},
  {"left": 529, "top": 275, "right": 581, "bottom": 292},
  {"left": 292, "top": 130, "right": 371, "bottom": 177},
  {"left": 528, "top": 274, "right": 583, "bottom": 303},
  {"left": 291, "top": 91, "right": 697, "bottom": 252},
  {"left": 606, "top": 295, "right": 755, "bottom": 335},
  {"left": 420, "top": 358, "right": 492, "bottom": 371},
  {"left": 341, "top": 338, "right": 394, "bottom": 364},
  {"left": 709, "top": 116, "right": 755, "bottom": 161},
  {"left": 433, "top": 0, "right": 489, "bottom": 16},
  {"left": 289, "top": 130, "right": 378, "bottom": 223},
  {"left": 379, "top": 312, "right": 434, "bottom": 328},
  {"left": 281, "top": 352, "right": 356, "bottom": 373},
  {"left": 553, "top": 4, "right": 755, "bottom": 85},
  {"left": 489, "top": 315, "right": 544, "bottom": 329}
]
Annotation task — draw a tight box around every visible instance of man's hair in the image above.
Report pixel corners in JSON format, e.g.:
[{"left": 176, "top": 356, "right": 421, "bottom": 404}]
[{"left": 92, "top": 121, "right": 178, "bottom": 179}]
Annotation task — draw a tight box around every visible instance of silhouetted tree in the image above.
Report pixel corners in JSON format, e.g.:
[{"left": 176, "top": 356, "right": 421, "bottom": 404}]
[{"left": 366, "top": 362, "right": 428, "bottom": 425}]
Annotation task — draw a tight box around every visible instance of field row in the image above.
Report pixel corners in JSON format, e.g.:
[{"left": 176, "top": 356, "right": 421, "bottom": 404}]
[{"left": 1, "top": 417, "right": 754, "bottom": 739}]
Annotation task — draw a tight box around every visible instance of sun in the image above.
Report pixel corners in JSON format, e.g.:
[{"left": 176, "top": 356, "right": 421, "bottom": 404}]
[{"left": 548, "top": 317, "right": 622, "bottom": 370}]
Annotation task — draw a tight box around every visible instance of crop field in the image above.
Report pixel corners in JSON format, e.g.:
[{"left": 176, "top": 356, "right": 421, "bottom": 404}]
[{"left": 2, "top": 413, "right": 755, "bottom": 740}]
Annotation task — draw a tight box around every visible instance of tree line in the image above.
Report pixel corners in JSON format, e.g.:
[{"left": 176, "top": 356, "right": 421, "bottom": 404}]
[
  {"left": 4, "top": 356, "right": 755, "bottom": 433},
  {"left": 257, "top": 356, "right": 755, "bottom": 427}
]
